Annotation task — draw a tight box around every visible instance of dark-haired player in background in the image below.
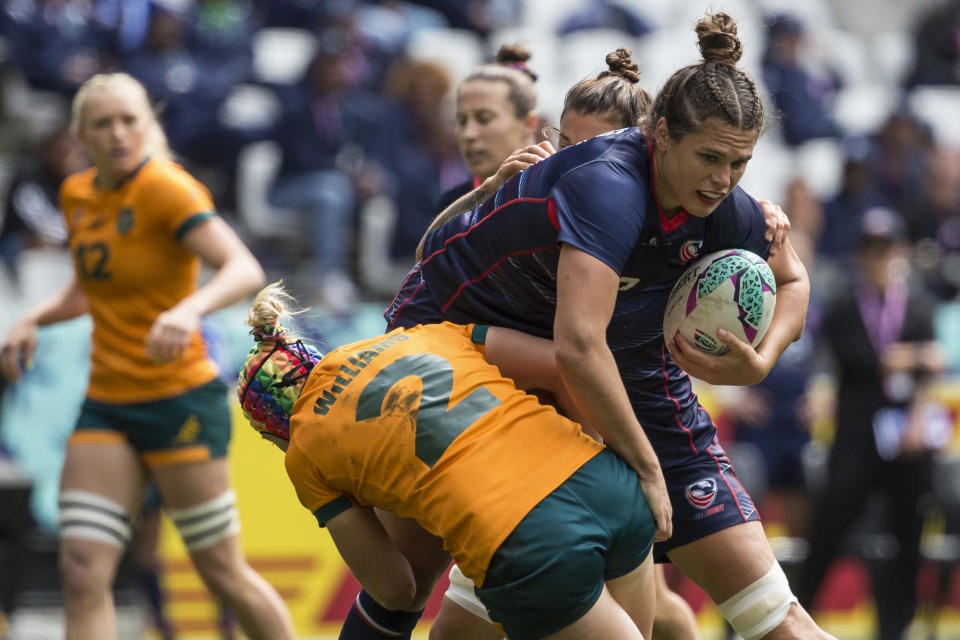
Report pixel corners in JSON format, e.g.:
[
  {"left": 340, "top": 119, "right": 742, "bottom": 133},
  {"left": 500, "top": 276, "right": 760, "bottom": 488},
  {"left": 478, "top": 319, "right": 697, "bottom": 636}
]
[{"left": 437, "top": 43, "right": 541, "bottom": 213}]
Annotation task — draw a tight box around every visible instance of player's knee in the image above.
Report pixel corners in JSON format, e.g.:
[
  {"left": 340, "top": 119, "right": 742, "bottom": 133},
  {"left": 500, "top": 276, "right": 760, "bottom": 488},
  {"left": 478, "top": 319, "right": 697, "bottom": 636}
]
[
  {"left": 716, "top": 562, "right": 798, "bottom": 640},
  {"left": 652, "top": 590, "right": 696, "bottom": 636},
  {"left": 369, "top": 579, "right": 418, "bottom": 613},
  {"left": 59, "top": 542, "right": 116, "bottom": 602}
]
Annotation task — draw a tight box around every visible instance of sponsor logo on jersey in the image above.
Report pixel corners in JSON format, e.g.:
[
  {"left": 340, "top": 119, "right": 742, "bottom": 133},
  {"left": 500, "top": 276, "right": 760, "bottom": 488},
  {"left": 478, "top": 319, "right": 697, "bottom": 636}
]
[
  {"left": 679, "top": 240, "right": 702, "bottom": 263},
  {"left": 685, "top": 477, "right": 718, "bottom": 509},
  {"left": 116, "top": 207, "right": 134, "bottom": 234}
]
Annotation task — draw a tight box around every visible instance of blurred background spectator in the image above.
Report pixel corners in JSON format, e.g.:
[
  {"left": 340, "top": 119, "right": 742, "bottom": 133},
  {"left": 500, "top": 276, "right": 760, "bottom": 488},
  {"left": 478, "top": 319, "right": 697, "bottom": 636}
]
[
  {"left": 3, "top": 0, "right": 106, "bottom": 95},
  {"left": 762, "top": 13, "right": 843, "bottom": 147},
  {"left": 0, "top": 126, "right": 87, "bottom": 278},
  {"left": 555, "top": 0, "right": 654, "bottom": 37},
  {"left": 378, "top": 57, "right": 467, "bottom": 263},
  {"left": 906, "top": 0, "right": 960, "bottom": 88},
  {"left": 797, "top": 207, "right": 951, "bottom": 640}
]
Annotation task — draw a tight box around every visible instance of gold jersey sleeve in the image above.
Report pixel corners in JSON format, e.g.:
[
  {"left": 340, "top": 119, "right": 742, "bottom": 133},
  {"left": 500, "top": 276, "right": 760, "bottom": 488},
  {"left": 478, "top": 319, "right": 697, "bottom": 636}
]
[
  {"left": 61, "top": 159, "right": 218, "bottom": 403},
  {"left": 286, "top": 322, "right": 604, "bottom": 586}
]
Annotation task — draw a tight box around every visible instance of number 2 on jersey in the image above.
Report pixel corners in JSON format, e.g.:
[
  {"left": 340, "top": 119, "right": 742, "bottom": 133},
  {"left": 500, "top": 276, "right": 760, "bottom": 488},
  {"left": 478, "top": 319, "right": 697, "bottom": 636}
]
[{"left": 356, "top": 353, "right": 501, "bottom": 467}]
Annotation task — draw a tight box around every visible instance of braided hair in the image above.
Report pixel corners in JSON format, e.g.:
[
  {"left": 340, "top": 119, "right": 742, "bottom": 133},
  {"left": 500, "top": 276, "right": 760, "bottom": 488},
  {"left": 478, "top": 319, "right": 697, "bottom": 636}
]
[{"left": 645, "top": 12, "right": 763, "bottom": 143}]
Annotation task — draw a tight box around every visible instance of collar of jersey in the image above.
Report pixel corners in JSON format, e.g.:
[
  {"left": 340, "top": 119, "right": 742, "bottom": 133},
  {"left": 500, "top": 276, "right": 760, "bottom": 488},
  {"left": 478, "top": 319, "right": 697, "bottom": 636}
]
[
  {"left": 94, "top": 157, "right": 151, "bottom": 191},
  {"left": 646, "top": 143, "right": 691, "bottom": 234}
]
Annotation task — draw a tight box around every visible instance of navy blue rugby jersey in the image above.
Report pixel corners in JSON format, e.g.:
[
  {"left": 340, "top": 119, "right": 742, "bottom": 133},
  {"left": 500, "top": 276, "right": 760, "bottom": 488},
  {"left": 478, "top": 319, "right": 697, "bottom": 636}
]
[{"left": 386, "top": 127, "right": 771, "bottom": 466}]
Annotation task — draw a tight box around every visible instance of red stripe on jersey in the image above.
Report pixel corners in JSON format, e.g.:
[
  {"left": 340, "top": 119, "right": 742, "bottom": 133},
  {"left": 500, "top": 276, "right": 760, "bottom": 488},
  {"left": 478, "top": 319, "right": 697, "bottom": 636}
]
[
  {"left": 708, "top": 435, "right": 750, "bottom": 522},
  {"left": 440, "top": 244, "right": 560, "bottom": 312},
  {"left": 547, "top": 197, "right": 559, "bottom": 230},
  {"left": 661, "top": 344, "right": 698, "bottom": 455},
  {"left": 391, "top": 197, "right": 549, "bottom": 322},
  {"left": 421, "top": 197, "right": 548, "bottom": 266}
]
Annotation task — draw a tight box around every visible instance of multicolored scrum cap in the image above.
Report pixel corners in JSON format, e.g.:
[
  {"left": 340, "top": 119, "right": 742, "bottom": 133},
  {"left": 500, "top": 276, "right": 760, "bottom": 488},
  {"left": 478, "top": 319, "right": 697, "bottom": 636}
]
[{"left": 237, "top": 322, "right": 324, "bottom": 440}]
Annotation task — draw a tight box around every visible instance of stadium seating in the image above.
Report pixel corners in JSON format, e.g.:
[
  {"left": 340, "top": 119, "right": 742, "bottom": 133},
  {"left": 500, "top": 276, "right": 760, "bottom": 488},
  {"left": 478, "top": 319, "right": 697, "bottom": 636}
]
[
  {"left": 235, "top": 141, "right": 301, "bottom": 240},
  {"left": 250, "top": 27, "right": 319, "bottom": 85},
  {"left": 909, "top": 86, "right": 960, "bottom": 148},
  {"left": 405, "top": 27, "right": 486, "bottom": 85}
]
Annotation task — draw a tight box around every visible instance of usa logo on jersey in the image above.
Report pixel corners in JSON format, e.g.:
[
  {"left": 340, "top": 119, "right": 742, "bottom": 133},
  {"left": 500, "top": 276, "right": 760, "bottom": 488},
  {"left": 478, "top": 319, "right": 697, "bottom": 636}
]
[
  {"left": 685, "top": 478, "right": 718, "bottom": 509},
  {"left": 679, "top": 240, "right": 702, "bottom": 263}
]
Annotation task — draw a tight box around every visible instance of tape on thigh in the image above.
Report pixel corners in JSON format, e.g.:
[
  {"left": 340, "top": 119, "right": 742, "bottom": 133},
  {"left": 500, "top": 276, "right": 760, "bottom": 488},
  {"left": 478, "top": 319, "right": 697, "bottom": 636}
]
[
  {"left": 444, "top": 563, "right": 491, "bottom": 622},
  {"left": 59, "top": 489, "right": 133, "bottom": 549},
  {"left": 716, "top": 562, "right": 798, "bottom": 640},
  {"left": 166, "top": 490, "right": 240, "bottom": 551}
]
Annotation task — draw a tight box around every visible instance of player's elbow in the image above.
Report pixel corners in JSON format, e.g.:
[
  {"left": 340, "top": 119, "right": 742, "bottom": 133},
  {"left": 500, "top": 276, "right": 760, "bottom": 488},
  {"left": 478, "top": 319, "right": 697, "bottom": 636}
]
[
  {"left": 246, "top": 256, "right": 267, "bottom": 291},
  {"left": 555, "top": 317, "right": 604, "bottom": 363}
]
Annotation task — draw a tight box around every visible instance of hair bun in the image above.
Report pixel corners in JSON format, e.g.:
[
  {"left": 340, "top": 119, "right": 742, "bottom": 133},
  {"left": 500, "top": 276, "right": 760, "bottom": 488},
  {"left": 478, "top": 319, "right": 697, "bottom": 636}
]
[
  {"left": 605, "top": 48, "right": 640, "bottom": 83},
  {"left": 495, "top": 43, "right": 537, "bottom": 81},
  {"left": 695, "top": 12, "right": 743, "bottom": 65},
  {"left": 495, "top": 43, "right": 532, "bottom": 65}
]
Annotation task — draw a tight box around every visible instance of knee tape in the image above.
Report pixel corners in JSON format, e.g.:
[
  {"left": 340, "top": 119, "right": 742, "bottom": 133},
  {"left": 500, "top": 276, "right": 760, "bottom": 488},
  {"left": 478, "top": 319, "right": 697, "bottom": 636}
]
[
  {"left": 167, "top": 490, "right": 240, "bottom": 552},
  {"left": 59, "top": 489, "right": 133, "bottom": 548},
  {"left": 716, "top": 562, "right": 798, "bottom": 640},
  {"left": 444, "top": 564, "right": 491, "bottom": 622}
]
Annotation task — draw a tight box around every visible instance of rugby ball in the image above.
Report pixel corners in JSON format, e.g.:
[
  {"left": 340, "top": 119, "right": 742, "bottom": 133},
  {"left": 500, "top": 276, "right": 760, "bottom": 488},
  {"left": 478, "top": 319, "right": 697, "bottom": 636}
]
[{"left": 663, "top": 249, "right": 776, "bottom": 355}]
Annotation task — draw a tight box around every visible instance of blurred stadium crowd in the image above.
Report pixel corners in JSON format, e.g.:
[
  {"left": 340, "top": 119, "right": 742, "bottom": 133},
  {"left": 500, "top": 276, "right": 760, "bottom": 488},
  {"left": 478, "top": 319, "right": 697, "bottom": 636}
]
[{"left": 2, "top": 0, "right": 960, "bottom": 638}]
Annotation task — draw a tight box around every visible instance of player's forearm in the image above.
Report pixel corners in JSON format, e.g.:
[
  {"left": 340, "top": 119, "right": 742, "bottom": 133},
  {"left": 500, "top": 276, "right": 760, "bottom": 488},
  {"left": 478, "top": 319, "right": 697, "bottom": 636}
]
[
  {"left": 555, "top": 340, "right": 660, "bottom": 475},
  {"left": 328, "top": 508, "right": 418, "bottom": 611},
  {"left": 180, "top": 254, "right": 265, "bottom": 317},
  {"left": 756, "top": 276, "right": 809, "bottom": 366},
  {"left": 24, "top": 278, "right": 89, "bottom": 327}
]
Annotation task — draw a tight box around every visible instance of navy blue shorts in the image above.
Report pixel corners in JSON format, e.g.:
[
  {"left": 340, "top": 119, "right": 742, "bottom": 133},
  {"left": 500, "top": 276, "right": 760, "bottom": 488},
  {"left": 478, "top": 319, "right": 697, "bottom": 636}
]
[{"left": 654, "top": 435, "right": 759, "bottom": 560}]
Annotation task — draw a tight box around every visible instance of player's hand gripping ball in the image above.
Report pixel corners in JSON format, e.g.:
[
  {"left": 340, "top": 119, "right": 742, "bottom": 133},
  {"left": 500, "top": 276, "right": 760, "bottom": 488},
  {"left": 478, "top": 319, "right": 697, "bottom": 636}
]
[{"left": 663, "top": 249, "right": 776, "bottom": 355}]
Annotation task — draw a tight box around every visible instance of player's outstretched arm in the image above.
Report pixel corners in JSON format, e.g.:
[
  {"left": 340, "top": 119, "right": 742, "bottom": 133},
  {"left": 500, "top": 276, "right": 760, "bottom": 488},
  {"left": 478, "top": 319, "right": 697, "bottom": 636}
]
[
  {"left": 1, "top": 277, "right": 88, "bottom": 381},
  {"left": 554, "top": 244, "right": 672, "bottom": 541},
  {"left": 669, "top": 238, "right": 809, "bottom": 386},
  {"left": 415, "top": 141, "right": 556, "bottom": 261}
]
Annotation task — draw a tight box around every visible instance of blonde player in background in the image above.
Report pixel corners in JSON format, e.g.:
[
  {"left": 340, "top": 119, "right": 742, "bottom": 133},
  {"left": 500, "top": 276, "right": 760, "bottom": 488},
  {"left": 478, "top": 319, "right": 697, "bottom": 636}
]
[{"left": 0, "top": 73, "right": 295, "bottom": 640}]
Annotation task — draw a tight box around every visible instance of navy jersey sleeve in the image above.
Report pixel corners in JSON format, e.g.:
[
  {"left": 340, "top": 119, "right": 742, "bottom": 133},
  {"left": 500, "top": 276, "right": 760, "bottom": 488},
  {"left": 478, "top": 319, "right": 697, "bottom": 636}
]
[
  {"left": 708, "top": 187, "right": 772, "bottom": 259},
  {"left": 550, "top": 161, "right": 647, "bottom": 273}
]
